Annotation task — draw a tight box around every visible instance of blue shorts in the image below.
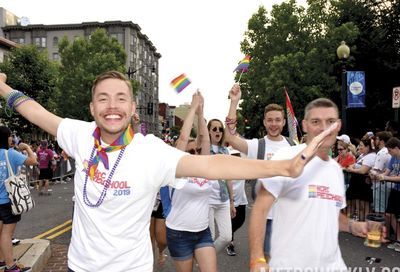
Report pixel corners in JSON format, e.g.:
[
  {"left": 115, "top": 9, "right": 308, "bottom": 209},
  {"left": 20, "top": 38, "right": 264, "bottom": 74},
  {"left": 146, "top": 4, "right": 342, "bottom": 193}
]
[
  {"left": 0, "top": 202, "right": 21, "bottom": 224},
  {"left": 166, "top": 226, "right": 214, "bottom": 261}
]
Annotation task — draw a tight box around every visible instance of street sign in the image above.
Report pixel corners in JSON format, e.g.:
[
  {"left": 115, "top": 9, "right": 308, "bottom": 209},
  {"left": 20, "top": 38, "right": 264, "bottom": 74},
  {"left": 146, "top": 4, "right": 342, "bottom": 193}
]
[{"left": 393, "top": 87, "right": 400, "bottom": 108}]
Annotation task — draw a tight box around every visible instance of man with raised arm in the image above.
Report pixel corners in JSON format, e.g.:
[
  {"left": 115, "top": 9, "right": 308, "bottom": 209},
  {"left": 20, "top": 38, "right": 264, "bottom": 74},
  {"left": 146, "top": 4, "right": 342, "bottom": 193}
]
[
  {"left": 224, "top": 83, "right": 295, "bottom": 259},
  {"left": 0, "top": 72, "right": 336, "bottom": 272}
]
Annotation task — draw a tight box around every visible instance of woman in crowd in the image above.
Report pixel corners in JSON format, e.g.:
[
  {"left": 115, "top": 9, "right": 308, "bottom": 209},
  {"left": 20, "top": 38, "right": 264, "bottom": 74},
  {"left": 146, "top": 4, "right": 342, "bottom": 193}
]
[
  {"left": 0, "top": 126, "right": 37, "bottom": 272},
  {"left": 346, "top": 136, "right": 376, "bottom": 220},
  {"left": 207, "top": 118, "right": 235, "bottom": 253},
  {"left": 165, "top": 91, "right": 216, "bottom": 271},
  {"left": 335, "top": 141, "right": 356, "bottom": 169}
]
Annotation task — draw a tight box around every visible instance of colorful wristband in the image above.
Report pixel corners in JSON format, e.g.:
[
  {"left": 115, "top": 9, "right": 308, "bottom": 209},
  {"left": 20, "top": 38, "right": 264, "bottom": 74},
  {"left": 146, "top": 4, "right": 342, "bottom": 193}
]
[{"left": 250, "top": 257, "right": 267, "bottom": 268}]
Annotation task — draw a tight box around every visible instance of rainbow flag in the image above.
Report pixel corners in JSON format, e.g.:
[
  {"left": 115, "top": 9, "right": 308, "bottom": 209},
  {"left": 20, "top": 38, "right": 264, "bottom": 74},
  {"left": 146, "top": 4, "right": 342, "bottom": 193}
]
[
  {"left": 234, "top": 55, "right": 251, "bottom": 73},
  {"left": 285, "top": 88, "right": 299, "bottom": 143},
  {"left": 170, "top": 73, "right": 191, "bottom": 93}
]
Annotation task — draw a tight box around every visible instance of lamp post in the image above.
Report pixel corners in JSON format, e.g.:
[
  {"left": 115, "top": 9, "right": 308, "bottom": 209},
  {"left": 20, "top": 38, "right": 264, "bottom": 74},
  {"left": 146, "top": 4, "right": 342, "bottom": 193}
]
[
  {"left": 336, "top": 41, "right": 350, "bottom": 133},
  {"left": 126, "top": 65, "right": 156, "bottom": 79}
]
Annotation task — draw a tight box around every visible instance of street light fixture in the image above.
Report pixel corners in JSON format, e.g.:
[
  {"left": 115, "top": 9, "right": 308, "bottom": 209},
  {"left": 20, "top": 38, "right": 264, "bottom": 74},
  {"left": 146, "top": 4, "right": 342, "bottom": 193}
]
[
  {"left": 126, "top": 65, "right": 156, "bottom": 79},
  {"left": 336, "top": 41, "right": 350, "bottom": 133}
]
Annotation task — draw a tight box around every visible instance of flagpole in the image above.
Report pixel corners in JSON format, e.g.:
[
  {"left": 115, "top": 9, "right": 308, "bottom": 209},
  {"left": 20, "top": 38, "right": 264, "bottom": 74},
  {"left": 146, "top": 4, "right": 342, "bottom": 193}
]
[{"left": 237, "top": 70, "right": 244, "bottom": 83}]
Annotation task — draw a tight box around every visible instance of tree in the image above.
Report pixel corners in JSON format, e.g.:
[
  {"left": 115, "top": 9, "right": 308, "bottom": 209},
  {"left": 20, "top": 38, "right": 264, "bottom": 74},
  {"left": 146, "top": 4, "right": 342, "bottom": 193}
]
[
  {"left": 239, "top": 0, "right": 400, "bottom": 137},
  {"left": 0, "top": 45, "right": 59, "bottom": 140},
  {"left": 56, "top": 28, "right": 131, "bottom": 121}
]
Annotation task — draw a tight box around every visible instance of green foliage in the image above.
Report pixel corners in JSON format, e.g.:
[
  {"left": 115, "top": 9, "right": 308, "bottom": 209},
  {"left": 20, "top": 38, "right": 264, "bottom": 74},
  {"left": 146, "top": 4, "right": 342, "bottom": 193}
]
[
  {"left": 239, "top": 0, "right": 400, "bottom": 137},
  {"left": 0, "top": 45, "right": 59, "bottom": 139},
  {"left": 56, "top": 28, "right": 129, "bottom": 121}
]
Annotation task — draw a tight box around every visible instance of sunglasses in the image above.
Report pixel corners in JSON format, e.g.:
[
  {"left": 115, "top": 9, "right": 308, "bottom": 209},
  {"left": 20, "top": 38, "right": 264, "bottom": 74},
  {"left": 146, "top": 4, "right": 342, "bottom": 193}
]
[
  {"left": 211, "top": 127, "right": 224, "bottom": 133},
  {"left": 337, "top": 148, "right": 345, "bottom": 151},
  {"left": 187, "top": 148, "right": 202, "bottom": 155}
]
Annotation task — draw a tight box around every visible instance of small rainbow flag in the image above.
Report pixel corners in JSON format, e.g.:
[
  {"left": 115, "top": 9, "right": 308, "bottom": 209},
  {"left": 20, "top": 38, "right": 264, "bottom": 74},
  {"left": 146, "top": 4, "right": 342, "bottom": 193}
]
[
  {"left": 170, "top": 73, "right": 191, "bottom": 93},
  {"left": 233, "top": 55, "right": 251, "bottom": 73}
]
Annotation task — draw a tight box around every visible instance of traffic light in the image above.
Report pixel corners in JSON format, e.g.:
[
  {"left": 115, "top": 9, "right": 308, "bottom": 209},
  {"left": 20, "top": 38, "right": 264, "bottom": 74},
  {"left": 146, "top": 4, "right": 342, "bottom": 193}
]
[{"left": 147, "top": 102, "right": 153, "bottom": 115}]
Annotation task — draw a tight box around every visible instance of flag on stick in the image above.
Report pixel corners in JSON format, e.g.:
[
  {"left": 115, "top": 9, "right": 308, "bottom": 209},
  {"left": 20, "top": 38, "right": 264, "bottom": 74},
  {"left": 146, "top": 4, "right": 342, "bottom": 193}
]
[
  {"left": 284, "top": 87, "right": 299, "bottom": 143},
  {"left": 233, "top": 55, "right": 251, "bottom": 73},
  {"left": 234, "top": 55, "right": 251, "bottom": 83},
  {"left": 170, "top": 73, "right": 191, "bottom": 93}
]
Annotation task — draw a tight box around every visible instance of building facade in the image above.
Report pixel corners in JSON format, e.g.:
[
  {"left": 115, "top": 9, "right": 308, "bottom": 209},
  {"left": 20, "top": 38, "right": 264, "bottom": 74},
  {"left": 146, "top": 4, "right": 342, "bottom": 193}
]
[{"left": 2, "top": 19, "right": 161, "bottom": 135}]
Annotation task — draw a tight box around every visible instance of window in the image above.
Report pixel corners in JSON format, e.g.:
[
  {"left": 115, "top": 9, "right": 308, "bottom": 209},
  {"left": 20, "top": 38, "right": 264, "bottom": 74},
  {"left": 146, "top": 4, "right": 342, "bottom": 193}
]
[
  {"left": 110, "top": 33, "right": 123, "bottom": 44},
  {"left": 34, "top": 37, "right": 46, "bottom": 48},
  {"left": 52, "top": 52, "right": 59, "bottom": 61},
  {"left": 12, "top": 38, "right": 25, "bottom": 44},
  {"left": 53, "top": 37, "right": 59, "bottom": 47}
]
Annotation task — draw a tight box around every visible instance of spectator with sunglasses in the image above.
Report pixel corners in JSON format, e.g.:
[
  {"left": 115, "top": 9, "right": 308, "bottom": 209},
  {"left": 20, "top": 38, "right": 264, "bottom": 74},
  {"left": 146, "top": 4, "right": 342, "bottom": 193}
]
[
  {"left": 207, "top": 118, "right": 236, "bottom": 254},
  {"left": 166, "top": 91, "right": 217, "bottom": 271},
  {"left": 335, "top": 141, "right": 355, "bottom": 169}
]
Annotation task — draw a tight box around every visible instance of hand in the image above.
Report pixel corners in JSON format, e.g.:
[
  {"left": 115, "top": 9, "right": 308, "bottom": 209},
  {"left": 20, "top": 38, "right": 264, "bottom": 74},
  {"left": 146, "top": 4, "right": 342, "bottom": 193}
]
[
  {"left": 0, "top": 73, "right": 6, "bottom": 83},
  {"left": 195, "top": 90, "right": 204, "bottom": 115},
  {"left": 352, "top": 221, "right": 389, "bottom": 243},
  {"left": 230, "top": 203, "right": 236, "bottom": 218},
  {"left": 190, "top": 91, "right": 201, "bottom": 111},
  {"left": 229, "top": 83, "right": 241, "bottom": 103},
  {"left": 18, "top": 142, "right": 30, "bottom": 151},
  {"left": 288, "top": 122, "right": 340, "bottom": 178}
]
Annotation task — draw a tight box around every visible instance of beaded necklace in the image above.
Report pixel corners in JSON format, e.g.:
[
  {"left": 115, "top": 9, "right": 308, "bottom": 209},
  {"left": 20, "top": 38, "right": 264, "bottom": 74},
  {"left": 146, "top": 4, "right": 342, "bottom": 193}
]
[{"left": 83, "top": 143, "right": 127, "bottom": 208}]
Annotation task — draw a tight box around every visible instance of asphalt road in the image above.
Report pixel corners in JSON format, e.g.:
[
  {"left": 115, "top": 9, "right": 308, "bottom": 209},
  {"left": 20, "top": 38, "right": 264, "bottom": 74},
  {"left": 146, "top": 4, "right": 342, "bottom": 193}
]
[{"left": 14, "top": 181, "right": 400, "bottom": 271}]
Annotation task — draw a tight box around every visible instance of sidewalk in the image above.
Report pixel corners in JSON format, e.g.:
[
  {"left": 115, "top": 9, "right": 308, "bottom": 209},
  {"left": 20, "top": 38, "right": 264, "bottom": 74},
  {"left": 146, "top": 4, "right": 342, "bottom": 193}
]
[{"left": 12, "top": 239, "right": 51, "bottom": 272}]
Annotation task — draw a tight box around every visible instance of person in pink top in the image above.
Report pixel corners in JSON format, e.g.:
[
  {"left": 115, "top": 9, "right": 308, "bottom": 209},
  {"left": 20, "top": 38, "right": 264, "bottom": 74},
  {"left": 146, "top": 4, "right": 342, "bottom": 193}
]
[{"left": 36, "top": 140, "right": 54, "bottom": 195}]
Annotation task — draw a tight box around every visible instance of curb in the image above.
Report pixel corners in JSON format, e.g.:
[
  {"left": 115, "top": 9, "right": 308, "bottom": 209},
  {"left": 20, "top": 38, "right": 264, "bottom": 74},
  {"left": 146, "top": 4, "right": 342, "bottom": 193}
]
[{"left": 15, "top": 239, "right": 51, "bottom": 272}]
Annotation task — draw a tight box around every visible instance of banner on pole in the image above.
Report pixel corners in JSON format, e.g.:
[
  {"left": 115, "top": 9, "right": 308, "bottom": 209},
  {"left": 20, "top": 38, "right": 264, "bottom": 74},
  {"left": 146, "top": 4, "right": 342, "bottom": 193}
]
[
  {"left": 347, "top": 71, "right": 366, "bottom": 108},
  {"left": 284, "top": 88, "right": 299, "bottom": 143},
  {"left": 393, "top": 87, "right": 400, "bottom": 108}
]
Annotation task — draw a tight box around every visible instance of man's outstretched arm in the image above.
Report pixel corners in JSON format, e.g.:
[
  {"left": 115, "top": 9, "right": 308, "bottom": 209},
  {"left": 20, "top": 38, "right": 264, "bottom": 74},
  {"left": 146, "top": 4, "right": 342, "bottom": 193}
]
[{"left": 0, "top": 73, "right": 62, "bottom": 136}]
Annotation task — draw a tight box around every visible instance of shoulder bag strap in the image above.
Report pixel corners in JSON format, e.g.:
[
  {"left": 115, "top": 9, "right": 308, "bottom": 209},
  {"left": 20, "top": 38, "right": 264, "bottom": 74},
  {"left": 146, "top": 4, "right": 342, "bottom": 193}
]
[
  {"left": 4, "top": 150, "right": 15, "bottom": 176},
  {"left": 257, "top": 138, "right": 266, "bottom": 160}
]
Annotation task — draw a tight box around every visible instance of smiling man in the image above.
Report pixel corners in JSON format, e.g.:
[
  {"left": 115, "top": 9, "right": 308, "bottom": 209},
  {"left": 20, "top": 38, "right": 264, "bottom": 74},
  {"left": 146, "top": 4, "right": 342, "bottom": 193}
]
[
  {"left": 224, "top": 84, "right": 296, "bottom": 259},
  {"left": 0, "top": 71, "right": 337, "bottom": 272},
  {"left": 248, "top": 98, "right": 371, "bottom": 272}
]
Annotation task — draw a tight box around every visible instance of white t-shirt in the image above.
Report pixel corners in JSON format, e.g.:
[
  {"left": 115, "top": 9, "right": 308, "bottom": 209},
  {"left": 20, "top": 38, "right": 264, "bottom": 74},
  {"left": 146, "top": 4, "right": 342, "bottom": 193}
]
[
  {"left": 246, "top": 136, "right": 291, "bottom": 219},
  {"left": 166, "top": 177, "right": 212, "bottom": 232},
  {"left": 373, "top": 147, "right": 391, "bottom": 171},
  {"left": 354, "top": 152, "right": 376, "bottom": 169},
  {"left": 260, "top": 144, "right": 347, "bottom": 271},
  {"left": 232, "top": 179, "right": 248, "bottom": 206},
  {"left": 57, "top": 119, "right": 185, "bottom": 272}
]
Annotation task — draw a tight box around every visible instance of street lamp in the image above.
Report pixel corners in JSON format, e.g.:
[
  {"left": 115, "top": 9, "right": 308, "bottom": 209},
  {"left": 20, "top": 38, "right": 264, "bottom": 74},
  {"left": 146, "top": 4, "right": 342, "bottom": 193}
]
[
  {"left": 337, "top": 41, "right": 350, "bottom": 133},
  {"left": 126, "top": 65, "right": 156, "bottom": 79}
]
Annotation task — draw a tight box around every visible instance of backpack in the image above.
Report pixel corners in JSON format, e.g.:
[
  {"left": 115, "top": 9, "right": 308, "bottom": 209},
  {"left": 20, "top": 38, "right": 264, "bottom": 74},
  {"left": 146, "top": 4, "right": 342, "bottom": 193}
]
[
  {"left": 255, "top": 136, "right": 296, "bottom": 160},
  {"left": 159, "top": 186, "right": 175, "bottom": 218},
  {"left": 250, "top": 136, "right": 297, "bottom": 200}
]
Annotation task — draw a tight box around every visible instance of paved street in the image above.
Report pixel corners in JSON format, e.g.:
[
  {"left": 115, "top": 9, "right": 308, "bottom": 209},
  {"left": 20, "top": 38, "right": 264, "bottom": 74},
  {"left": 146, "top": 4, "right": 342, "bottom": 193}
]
[{"left": 14, "top": 181, "right": 400, "bottom": 271}]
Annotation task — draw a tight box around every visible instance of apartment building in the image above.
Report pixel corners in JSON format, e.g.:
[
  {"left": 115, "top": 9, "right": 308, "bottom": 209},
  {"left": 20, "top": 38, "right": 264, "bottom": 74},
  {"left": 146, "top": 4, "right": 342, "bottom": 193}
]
[{"left": 1, "top": 16, "right": 161, "bottom": 134}]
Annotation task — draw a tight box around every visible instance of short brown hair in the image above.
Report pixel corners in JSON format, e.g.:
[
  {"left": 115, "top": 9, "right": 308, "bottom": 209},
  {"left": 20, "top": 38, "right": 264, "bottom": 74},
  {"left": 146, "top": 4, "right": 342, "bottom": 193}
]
[
  {"left": 304, "top": 98, "right": 339, "bottom": 119},
  {"left": 264, "top": 104, "right": 285, "bottom": 118},
  {"left": 91, "top": 70, "right": 134, "bottom": 99},
  {"left": 386, "top": 137, "right": 400, "bottom": 149},
  {"left": 375, "top": 131, "right": 392, "bottom": 143}
]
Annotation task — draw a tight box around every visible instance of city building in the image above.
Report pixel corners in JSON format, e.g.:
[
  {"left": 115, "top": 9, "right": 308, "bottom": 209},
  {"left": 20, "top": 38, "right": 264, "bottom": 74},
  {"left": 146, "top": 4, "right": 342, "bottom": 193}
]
[{"left": 0, "top": 10, "right": 161, "bottom": 134}]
